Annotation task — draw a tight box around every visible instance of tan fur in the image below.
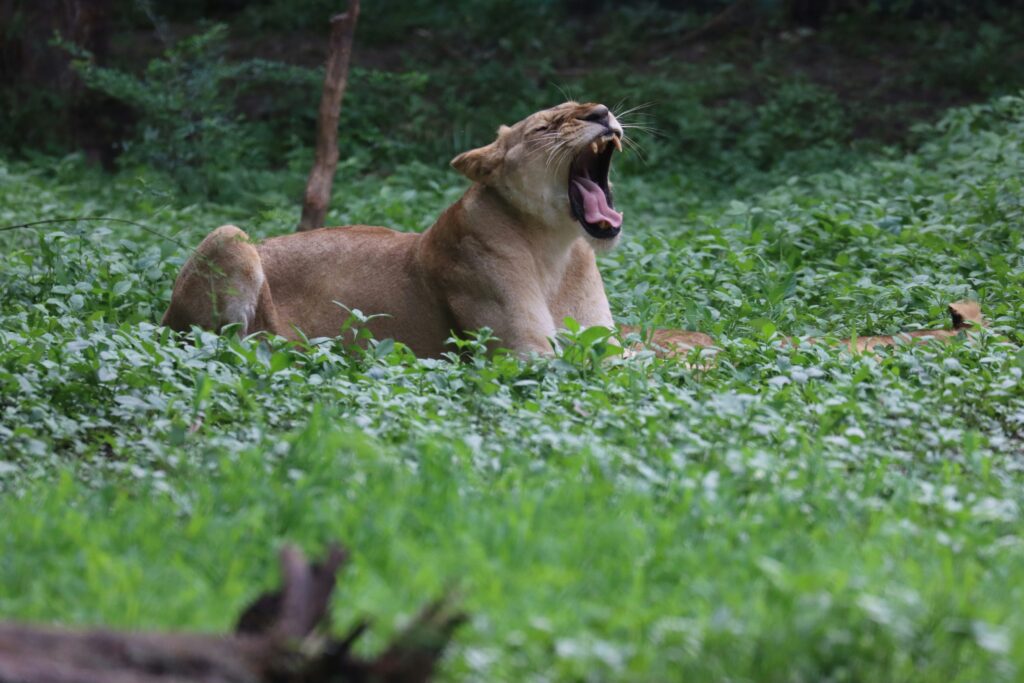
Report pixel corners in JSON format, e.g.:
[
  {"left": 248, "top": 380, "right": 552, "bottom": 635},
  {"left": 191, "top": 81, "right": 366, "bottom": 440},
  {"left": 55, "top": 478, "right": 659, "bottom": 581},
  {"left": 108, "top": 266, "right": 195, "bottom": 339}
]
[
  {"left": 163, "top": 102, "right": 622, "bottom": 356},
  {"left": 836, "top": 300, "right": 984, "bottom": 352},
  {"left": 625, "top": 301, "right": 985, "bottom": 359},
  {"left": 619, "top": 325, "right": 716, "bottom": 357},
  {"left": 162, "top": 102, "right": 985, "bottom": 360}
]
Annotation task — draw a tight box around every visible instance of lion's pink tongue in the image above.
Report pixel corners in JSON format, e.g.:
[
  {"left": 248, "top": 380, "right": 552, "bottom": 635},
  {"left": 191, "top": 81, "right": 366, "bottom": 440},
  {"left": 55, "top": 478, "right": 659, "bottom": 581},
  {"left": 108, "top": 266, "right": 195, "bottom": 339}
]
[{"left": 572, "top": 177, "right": 622, "bottom": 228}]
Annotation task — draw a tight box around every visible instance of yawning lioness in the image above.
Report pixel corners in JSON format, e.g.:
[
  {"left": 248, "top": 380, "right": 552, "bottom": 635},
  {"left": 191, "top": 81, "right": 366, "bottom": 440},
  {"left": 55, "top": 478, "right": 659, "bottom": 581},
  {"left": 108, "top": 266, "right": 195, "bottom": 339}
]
[
  {"left": 163, "top": 101, "right": 652, "bottom": 356},
  {"left": 163, "top": 102, "right": 980, "bottom": 356}
]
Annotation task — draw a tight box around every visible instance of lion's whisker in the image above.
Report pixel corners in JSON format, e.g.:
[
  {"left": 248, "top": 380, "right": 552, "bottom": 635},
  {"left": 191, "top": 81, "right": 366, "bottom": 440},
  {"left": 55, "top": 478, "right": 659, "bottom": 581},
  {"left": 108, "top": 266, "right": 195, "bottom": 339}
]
[
  {"left": 620, "top": 123, "right": 660, "bottom": 132},
  {"left": 622, "top": 136, "right": 648, "bottom": 164},
  {"left": 546, "top": 142, "right": 574, "bottom": 171},
  {"left": 525, "top": 134, "right": 568, "bottom": 156},
  {"left": 528, "top": 138, "right": 569, "bottom": 162},
  {"left": 552, "top": 82, "right": 579, "bottom": 104},
  {"left": 540, "top": 139, "right": 565, "bottom": 164},
  {"left": 545, "top": 145, "right": 566, "bottom": 170},
  {"left": 620, "top": 123, "right": 664, "bottom": 139},
  {"left": 613, "top": 102, "right": 655, "bottom": 120}
]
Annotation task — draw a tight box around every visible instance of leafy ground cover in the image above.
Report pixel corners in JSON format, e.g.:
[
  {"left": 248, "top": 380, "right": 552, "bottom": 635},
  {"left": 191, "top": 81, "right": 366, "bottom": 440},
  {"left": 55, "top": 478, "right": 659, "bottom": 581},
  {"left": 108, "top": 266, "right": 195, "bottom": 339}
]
[{"left": 2, "top": 40, "right": 1024, "bottom": 683}]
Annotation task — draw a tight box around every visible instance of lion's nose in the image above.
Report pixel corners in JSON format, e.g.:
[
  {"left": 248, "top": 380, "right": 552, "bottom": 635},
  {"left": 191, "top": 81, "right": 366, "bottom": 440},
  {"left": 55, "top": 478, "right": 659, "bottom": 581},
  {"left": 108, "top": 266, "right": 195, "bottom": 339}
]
[{"left": 577, "top": 104, "right": 610, "bottom": 127}]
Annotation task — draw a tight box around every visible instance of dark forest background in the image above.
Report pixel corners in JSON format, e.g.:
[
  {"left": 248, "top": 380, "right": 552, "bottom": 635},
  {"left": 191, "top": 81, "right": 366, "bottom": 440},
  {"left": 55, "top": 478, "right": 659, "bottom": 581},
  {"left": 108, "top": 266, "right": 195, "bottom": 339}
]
[{"left": 3, "top": 0, "right": 1024, "bottom": 199}]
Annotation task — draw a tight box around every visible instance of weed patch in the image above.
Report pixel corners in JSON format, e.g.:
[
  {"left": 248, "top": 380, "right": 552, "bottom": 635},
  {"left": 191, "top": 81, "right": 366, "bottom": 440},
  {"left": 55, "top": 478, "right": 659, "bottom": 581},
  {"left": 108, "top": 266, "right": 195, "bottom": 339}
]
[{"left": 2, "top": 49, "right": 1024, "bottom": 683}]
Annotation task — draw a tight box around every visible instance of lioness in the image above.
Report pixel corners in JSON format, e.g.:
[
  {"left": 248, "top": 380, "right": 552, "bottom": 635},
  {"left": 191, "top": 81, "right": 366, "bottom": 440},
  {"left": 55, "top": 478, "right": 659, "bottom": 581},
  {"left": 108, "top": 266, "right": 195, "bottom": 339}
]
[
  {"left": 163, "top": 101, "right": 697, "bottom": 355},
  {"left": 163, "top": 102, "right": 980, "bottom": 356}
]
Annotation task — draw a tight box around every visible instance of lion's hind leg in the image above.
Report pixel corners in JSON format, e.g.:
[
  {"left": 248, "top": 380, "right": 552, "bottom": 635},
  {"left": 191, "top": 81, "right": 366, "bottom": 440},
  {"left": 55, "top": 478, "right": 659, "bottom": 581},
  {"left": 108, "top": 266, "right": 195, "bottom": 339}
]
[{"left": 162, "top": 225, "right": 282, "bottom": 337}]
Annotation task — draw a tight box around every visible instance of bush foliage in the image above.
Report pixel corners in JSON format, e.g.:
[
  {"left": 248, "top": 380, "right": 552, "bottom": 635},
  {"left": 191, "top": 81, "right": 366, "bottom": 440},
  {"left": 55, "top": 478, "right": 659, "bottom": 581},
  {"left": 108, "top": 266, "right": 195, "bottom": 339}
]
[
  {"left": 2, "top": 73, "right": 1024, "bottom": 678},
  {"left": 2, "top": 4, "right": 1024, "bottom": 681}
]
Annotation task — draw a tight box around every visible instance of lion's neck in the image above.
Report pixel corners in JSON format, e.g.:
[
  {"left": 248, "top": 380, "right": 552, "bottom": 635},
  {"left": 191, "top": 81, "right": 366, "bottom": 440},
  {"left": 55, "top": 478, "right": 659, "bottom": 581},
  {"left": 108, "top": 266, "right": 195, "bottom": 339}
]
[
  {"left": 471, "top": 184, "right": 578, "bottom": 267},
  {"left": 445, "top": 185, "right": 579, "bottom": 296}
]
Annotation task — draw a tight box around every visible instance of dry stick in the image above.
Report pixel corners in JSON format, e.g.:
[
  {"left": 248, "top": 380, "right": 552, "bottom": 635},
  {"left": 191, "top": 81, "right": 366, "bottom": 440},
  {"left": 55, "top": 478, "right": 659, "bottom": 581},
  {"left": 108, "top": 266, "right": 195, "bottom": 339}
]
[
  {"left": 0, "top": 542, "right": 464, "bottom": 683},
  {"left": 298, "top": 0, "right": 361, "bottom": 232},
  {"left": 0, "top": 216, "right": 190, "bottom": 249}
]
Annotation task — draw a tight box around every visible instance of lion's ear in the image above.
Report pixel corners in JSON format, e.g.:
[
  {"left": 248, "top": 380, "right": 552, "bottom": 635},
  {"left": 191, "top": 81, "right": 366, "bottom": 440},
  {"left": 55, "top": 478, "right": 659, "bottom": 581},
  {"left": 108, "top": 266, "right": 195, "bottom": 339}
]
[{"left": 451, "top": 142, "right": 503, "bottom": 184}]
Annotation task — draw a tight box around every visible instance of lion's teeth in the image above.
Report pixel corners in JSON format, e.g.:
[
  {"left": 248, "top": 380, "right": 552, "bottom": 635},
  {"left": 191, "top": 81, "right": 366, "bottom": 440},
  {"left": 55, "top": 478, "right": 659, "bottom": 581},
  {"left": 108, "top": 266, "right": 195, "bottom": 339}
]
[
  {"left": 591, "top": 141, "right": 599, "bottom": 154},
  {"left": 613, "top": 136, "right": 623, "bottom": 152}
]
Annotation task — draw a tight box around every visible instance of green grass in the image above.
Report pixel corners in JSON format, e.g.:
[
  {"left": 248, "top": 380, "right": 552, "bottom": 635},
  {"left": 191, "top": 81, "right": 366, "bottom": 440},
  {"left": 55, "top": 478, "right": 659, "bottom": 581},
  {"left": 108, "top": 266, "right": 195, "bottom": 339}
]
[{"left": 2, "top": 82, "right": 1024, "bottom": 681}]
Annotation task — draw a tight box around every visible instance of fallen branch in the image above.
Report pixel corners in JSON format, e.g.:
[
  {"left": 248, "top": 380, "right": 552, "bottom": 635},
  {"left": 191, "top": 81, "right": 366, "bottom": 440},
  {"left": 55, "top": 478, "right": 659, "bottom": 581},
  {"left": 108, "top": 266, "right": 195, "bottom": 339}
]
[
  {"left": 0, "top": 542, "right": 464, "bottom": 683},
  {"left": 298, "top": 0, "right": 361, "bottom": 232}
]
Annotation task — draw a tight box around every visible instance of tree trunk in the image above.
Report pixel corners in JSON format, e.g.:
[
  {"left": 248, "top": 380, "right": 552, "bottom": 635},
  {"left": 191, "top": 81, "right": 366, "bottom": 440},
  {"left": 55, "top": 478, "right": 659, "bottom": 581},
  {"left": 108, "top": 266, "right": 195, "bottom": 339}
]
[{"left": 298, "top": 0, "right": 361, "bottom": 232}]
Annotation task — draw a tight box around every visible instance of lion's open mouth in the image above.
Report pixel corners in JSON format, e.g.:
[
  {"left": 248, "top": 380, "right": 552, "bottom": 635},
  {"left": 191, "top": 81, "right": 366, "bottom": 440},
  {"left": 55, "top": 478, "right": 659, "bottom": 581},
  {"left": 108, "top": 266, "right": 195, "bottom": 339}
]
[{"left": 568, "top": 133, "right": 623, "bottom": 240}]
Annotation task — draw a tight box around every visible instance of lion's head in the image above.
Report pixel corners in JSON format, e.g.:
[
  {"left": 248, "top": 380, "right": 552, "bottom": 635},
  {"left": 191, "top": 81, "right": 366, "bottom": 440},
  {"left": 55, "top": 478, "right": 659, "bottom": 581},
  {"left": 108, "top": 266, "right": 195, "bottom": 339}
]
[{"left": 451, "top": 102, "right": 625, "bottom": 246}]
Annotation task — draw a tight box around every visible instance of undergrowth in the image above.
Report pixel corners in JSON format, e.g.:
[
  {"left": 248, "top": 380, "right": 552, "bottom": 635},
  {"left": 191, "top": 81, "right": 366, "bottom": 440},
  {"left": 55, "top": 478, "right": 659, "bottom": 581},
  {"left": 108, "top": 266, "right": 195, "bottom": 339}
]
[{"left": 1, "top": 78, "right": 1023, "bottom": 680}]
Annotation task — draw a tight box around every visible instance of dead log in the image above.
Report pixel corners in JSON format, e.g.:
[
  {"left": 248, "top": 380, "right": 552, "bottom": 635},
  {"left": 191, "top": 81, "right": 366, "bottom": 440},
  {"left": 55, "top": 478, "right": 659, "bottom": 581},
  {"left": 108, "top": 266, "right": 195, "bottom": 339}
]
[
  {"left": 298, "top": 1, "right": 361, "bottom": 232},
  {"left": 0, "top": 543, "right": 465, "bottom": 683}
]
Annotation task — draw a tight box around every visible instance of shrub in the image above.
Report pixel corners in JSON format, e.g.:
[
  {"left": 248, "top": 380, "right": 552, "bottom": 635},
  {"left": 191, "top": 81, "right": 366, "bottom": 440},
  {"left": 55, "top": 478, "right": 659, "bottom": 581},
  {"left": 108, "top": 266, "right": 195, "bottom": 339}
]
[{"left": 66, "top": 24, "right": 318, "bottom": 197}]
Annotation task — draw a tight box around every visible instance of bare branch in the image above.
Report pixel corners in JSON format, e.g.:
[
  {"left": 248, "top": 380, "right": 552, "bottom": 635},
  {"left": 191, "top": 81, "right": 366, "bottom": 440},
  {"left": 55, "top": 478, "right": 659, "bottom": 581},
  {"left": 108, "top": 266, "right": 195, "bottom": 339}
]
[
  {"left": 0, "top": 541, "right": 464, "bottom": 683},
  {"left": 298, "top": 0, "right": 361, "bottom": 232}
]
